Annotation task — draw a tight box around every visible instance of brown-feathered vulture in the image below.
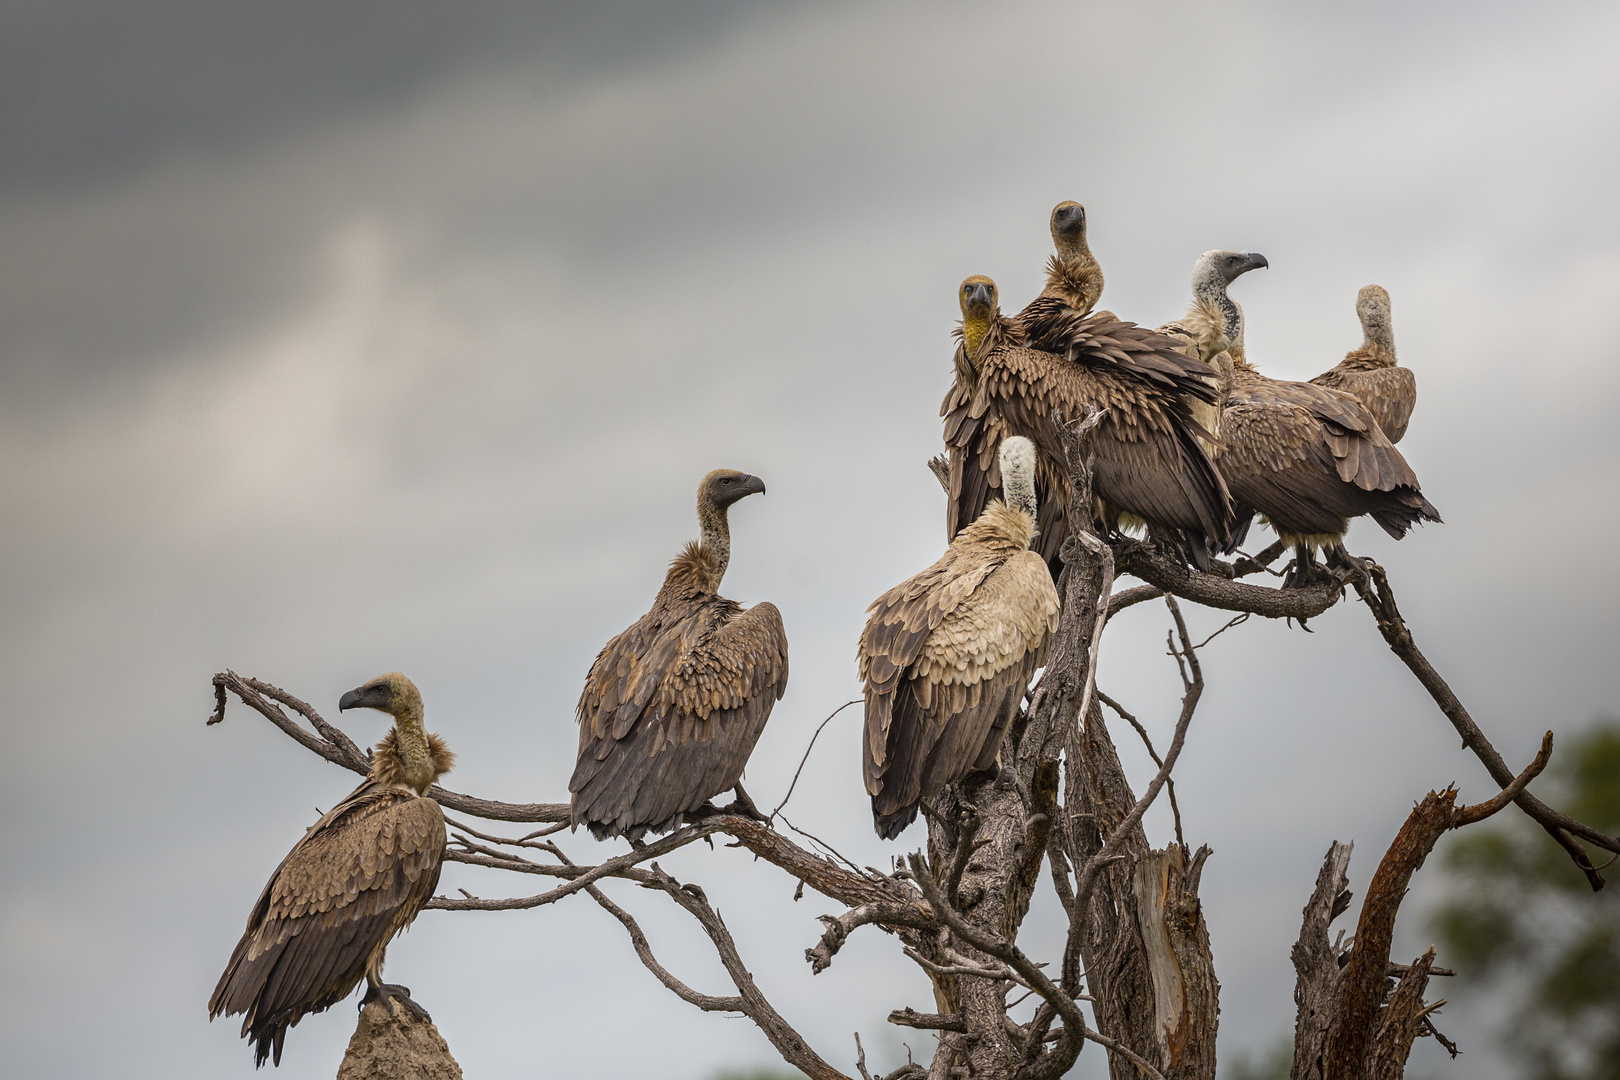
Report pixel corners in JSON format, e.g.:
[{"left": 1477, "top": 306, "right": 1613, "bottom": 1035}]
[
  {"left": 209, "top": 672, "right": 454, "bottom": 1067},
  {"left": 860, "top": 436, "right": 1061, "bottom": 839},
  {"left": 570, "top": 469, "right": 788, "bottom": 841},
  {"left": 1310, "top": 285, "right": 1415, "bottom": 443},
  {"left": 942, "top": 251, "right": 1232, "bottom": 574},
  {"left": 1180, "top": 253, "right": 1441, "bottom": 580}
]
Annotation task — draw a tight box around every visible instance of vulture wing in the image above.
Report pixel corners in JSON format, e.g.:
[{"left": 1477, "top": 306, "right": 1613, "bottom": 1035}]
[
  {"left": 862, "top": 546, "right": 1059, "bottom": 838},
  {"left": 571, "top": 599, "right": 788, "bottom": 839},
  {"left": 1219, "top": 371, "right": 1437, "bottom": 541},
  {"left": 209, "top": 783, "right": 445, "bottom": 1066},
  {"left": 949, "top": 333, "right": 1230, "bottom": 564},
  {"left": 1311, "top": 363, "right": 1416, "bottom": 444}
]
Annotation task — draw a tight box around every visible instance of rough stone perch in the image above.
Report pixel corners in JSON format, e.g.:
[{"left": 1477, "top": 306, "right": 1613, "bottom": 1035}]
[{"left": 338, "top": 999, "right": 463, "bottom": 1080}]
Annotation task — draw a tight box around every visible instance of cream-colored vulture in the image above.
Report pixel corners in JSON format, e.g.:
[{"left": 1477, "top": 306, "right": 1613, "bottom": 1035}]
[
  {"left": 210, "top": 673, "right": 454, "bottom": 1067},
  {"left": 1310, "top": 285, "right": 1415, "bottom": 443},
  {"left": 943, "top": 259, "right": 1231, "bottom": 575},
  {"left": 860, "top": 436, "right": 1060, "bottom": 839},
  {"left": 571, "top": 469, "right": 788, "bottom": 840},
  {"left": 1180, "top": 254, "right": 1441, "bottom": 579}
]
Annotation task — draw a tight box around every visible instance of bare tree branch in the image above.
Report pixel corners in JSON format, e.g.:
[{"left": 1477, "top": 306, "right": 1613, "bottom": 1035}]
[{"left": 1352, "top": 564, "right": 1618, "bottom": 888}]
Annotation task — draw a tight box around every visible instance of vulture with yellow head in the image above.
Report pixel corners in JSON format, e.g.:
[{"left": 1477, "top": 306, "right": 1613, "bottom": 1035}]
[
  {"left": 1310, "top": 284, "right": 1416, "bottom": 443},
  {"left": 209, "top": 672, "right": 454, "bottom": 1067},
  {"left": 943, "top": 210, "right": 1232, "bottom": 574},
  {"left": 570, "top": 469, "right": 788, "bottom": 840},
  {"left": 860, "top": 436, "right": 1061, "bottom": 839},
  {"left": 1175, "top": 252, "right": 1440, "bottom": 579}
]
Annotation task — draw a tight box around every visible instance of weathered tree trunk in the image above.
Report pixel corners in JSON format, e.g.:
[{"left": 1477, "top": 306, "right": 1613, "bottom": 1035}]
[
  {"left": 1068, "top": 702, "right": 1219, "bottom": 1079},
  {"left": 338, "top": 1000, "right": 463, "bottom": 1080}
]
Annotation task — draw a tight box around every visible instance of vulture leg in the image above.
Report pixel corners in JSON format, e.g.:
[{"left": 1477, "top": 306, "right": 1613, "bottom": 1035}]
[
  {"left": 1325, "top": 542, "right": 1373, "bottom": 587},
  {"left": 363, "top": 978, "right": 433, "bottom": 1023},
  {"left": 720, "top": 782, "right": 769, "bottom": 823},
  {"left": 1284, "top": 542, "right": 1329, "bottom": 589}
]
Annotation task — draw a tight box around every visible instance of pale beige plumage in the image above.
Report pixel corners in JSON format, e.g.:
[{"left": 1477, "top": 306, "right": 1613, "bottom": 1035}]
[{"left": 860, "top": 437, "right": 1059, "bottom": 838}]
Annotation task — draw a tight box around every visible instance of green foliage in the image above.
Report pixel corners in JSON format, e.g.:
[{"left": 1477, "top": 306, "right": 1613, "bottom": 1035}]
[{"left": 1429, "top": 721, "right": 1620, "bottom": 1080}]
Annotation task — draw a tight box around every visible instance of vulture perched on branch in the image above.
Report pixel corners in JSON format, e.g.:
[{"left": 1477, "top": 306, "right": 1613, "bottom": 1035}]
[
  {"left": 942, "top": 244, "right": 1231, "bottom": 574},
  {"left": 860, "top": 436, "right": 1060, "bottom": 839},
  {"left": 1310, "top": 284, "right": 1416, "bottom": 443},
  {"left": 1179, "top": 252, "right": 1440, "bottom": 580},
  {"left": 210, "top": 672, "right": 454, "bottom": 1067},
  {"left": 570, "top": 469, "right": 788, "bottom": 841}
]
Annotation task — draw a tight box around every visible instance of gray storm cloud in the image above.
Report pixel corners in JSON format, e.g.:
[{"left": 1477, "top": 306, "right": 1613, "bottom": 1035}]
[{"left": 2, "top": 3, "right": 1618, "bottom": 1078}]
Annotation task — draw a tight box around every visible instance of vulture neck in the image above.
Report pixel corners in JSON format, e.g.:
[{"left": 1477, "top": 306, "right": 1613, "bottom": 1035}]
[
  {"left": 1361, "top": 325, "right": 1396, "bottom": 360},
  {"left": 961, "top": 313, "right": 992, "bottom": 366},
  {"left": 693, "top": 496, "right": 732, "bottom": 591},
  {"left": 372, "top": 704, "right": 445, "bottom": 795},
  {"left": 1043, "top": 251, "right": 1104, "bottom": 316}
]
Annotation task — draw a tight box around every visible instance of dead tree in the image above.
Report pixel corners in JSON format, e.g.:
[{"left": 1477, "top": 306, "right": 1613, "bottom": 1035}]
[{"left": 206, "top": 410, "right": 1619, "bottom": 1079}]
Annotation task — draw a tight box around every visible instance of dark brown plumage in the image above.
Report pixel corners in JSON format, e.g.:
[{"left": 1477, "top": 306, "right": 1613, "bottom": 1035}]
[
  {"left": 209, "top": 672, "right": 454, "bottom": 1068},
  {"left": 861, "top": 437, "right": 1059, "bottom": 839},
  {"left": 1310, "top": 285, "right": 1415, "bottom": 443},
  {"left": 570, "top": 469, "right": 788, "bottom": 840},
  {"left": 943, "top": 261, "right": 1231, "bottom": 576},
  {"left": 1180, "top": 254, "right": 1440, "bottom": 574}
]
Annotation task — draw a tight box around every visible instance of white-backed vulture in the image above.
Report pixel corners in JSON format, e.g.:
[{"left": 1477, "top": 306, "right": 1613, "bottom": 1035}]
[
  {"left": 1310, "top": 285, "right": 1415, "bottom": 443},
  {"left": 860, "top": 436, "right": 1060, "bottom": 839},
  {"left": 570, "top": 469, "right": 788, "bottom": 841},
  {"left": 1182, "top": 253, "right": 1441, "bottom": 578},
  {"left": 942, "top": 259, "right": 1232, "bottom": 575},
  {"left": 209, "top": 673, "right": 454, "bottom": 1067}
]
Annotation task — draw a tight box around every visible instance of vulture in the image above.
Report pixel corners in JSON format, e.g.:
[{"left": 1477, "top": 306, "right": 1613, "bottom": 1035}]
[
  {"left": 570, "top": 469, "right": 788, "bottom": 841},
  {"left": 1178, "top": 252, "right": 1441, "bottom": 579},
  {"left": 860, "top": 436, "right": 1061, "bottom": 839},
  {"left": 210, "top": 672, "right": 454, "bottom": 1067},
  {"left": 1310, "top": 284, "right": 1415, "bottom": 443},
  {"left": 942, "top": 247, "right": 1231, "bottom": 574}
]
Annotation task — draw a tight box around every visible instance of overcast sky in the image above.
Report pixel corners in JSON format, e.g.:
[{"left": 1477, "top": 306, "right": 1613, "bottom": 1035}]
[{"left": 3, "top": 3, "right": 1618, "bottom": 1078}]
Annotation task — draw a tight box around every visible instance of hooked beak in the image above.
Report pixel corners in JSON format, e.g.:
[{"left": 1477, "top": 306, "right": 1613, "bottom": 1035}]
[
  {"left": 1242, "top": 252, "right": 1269, "bottom": 274},
  {"left": 338, "top": 689, "right": 363, "bottom": 711},
  {"left": 739, "top": 474, "right": 766, "bottom": 497},
  {"left": 967, "top": 282, "right": 992, "bottom": 307}
]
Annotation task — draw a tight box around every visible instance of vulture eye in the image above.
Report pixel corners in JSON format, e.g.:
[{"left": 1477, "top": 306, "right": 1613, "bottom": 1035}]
[{"left": 721, "top": 477, "right": 733, "bottom": 485}]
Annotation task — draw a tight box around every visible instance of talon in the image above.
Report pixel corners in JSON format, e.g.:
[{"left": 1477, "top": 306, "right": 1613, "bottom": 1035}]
[{"left": 363, "top": 982, "right": 432, "bottom": 1023}]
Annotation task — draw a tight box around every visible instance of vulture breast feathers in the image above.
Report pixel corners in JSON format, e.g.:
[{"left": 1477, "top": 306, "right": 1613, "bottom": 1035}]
[
  {"left": 861, "top": 437, "right": 1060, "bottom": 839},
  {"left": 570, "top": 470, "right": 787, "bottom": 841},
  {"left": 944, "top": 277, "right": 1231, "bottom": 575}
]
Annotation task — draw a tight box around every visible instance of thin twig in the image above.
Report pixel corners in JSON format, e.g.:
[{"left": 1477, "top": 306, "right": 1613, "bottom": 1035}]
[
  {"left": 1096, "top": 689, "right": 1185, "bottom": 851},
  {"left": 771, "top": 700, "right": 861, "bottom": 822}
]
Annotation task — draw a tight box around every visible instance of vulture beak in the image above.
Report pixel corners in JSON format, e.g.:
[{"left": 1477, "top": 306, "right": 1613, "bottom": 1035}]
[
  {"left": 1242, "top": 253, "right": 1269, "bottom": 274},
  {"left": 967, "top": 282, "right": 992, "bottom": 307},
  {"left": 739, "top": 474, "right": 767, "bottom": 497},
  {"left": 339, "top": 683, "right": 390, "bottom": 712}
]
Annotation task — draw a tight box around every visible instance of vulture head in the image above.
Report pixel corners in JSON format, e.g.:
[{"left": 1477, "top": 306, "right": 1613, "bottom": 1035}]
[
  {"left": 699, "top": 469, "right": 767, "bottom": 511},
  {"left": 998, "top": 436, "right": 1039, "bottom": 525},
  {"left": 1356, "top": 284, "right": 1395, "bottom": 354},
  {"left": 340, "top": 672, "right": 423, "bottom": 720},
  {"left": 1192, "top": 250, "right": 1267, "bottom": 354},
  {"left": 1049, "top": 201, "right": 1088, "bottom": 257},
  {"left": 959, "top": 275, "right": 997, "bottom": 320}
]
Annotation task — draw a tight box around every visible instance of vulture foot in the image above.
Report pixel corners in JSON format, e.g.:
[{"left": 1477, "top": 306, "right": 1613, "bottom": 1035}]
[
  {"left": 720, "top": 783, "right": 769, "bottom": 824},
  {"left": 1283, "top": 544, "right": 1331, "bottom": 589},
  {"left": 363, "top": 982, "right": 432, "bottom": 1023},
  {"left": 1325, "top": 544, "right": 1373, "bottom": 589}
]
